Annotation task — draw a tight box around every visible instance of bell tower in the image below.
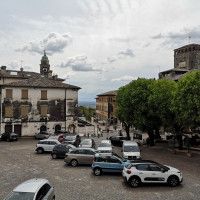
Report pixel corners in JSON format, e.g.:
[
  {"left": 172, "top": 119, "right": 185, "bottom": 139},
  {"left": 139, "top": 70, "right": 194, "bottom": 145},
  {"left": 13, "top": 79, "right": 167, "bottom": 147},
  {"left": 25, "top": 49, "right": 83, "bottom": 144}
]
[{"left": 40, "top": 50, "right": 50, "bottom": 75}]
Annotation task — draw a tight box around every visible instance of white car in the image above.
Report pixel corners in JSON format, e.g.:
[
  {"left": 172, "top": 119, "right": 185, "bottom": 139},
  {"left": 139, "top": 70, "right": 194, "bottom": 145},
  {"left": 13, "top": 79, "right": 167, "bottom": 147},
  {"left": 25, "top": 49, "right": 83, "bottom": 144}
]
[
  {"left": 97, "top": 140, "right": 113, "bottom": 154},
  {"left": 4, "top": 178, "right": 55, "bottom": 200},
  {"left": 36, "top": 139, "right": 61, "bottom": 154},
  {"left": 122, "top": 160, "right": 183, "bottom": 188},
  {"left": 122, "top": 141, "right": 141, "bottom": 160}
]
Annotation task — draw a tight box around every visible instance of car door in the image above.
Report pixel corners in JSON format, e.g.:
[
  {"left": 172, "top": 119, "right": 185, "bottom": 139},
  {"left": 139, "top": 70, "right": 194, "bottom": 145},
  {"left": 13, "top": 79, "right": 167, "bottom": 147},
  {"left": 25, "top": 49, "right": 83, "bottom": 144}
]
[
  {"left": 86, "top": 150, "right": 96, "bottom": 164},
  {"left": 49, "top": 141, "right": 57, "bottom": 152},
  {"left": 107, "top": 156, "right": 123, "bottom": 172},
  {"left": 76, "top": 149, "right": 88, "bottom": 164},
  {"left": 148, "top": 164, "right": 167, "bottom": 183},
  {"left": 135, "top": 164, "right": 152, "bottom": 182}
]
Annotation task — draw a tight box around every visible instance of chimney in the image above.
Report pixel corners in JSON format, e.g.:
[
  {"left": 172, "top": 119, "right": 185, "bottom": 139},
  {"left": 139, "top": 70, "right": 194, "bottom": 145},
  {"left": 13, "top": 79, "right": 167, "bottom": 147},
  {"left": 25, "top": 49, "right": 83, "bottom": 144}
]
[
  {"left": 0, "top": 66, "right": 7, "bottom": 76},
  {"left": 48, "top": 70, "right": 52, "bottom": 79}
]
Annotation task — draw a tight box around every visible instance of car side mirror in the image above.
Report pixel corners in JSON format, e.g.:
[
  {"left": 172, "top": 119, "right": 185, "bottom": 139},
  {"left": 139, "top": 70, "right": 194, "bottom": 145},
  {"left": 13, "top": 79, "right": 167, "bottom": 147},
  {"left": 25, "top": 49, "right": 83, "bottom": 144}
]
[{"left": 161, "top": 169, "right": 166, "bottom": 173}]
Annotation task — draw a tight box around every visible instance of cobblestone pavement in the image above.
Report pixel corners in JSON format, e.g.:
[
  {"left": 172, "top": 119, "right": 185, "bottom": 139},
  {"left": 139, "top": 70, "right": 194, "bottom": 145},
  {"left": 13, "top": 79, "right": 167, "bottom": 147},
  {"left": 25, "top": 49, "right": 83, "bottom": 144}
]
[{"left": 0, "top": 133, "right": 200, "bottom": 200}]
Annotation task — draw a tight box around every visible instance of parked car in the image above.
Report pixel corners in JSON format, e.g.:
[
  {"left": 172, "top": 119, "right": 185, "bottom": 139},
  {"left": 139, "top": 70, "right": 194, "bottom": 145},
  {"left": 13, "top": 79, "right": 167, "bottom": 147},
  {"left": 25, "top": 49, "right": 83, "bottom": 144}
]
[
  {"left": 1, "top": 132, "right": 18, "bottom": 142},
  {"left": 36, "top": 139, "right": 61, "bottom": 154},
  {"left": 122, "top": 160, "right": 183, "bottom": 188},
  {"left": 4, "top": 178, "right": 55, "bottom": 200},
  {"left": 62, "top": 134, "right": 81, "bottom": 147},
  {"left": 92, "top": 153, "right": 130, "bottom": 176},
  {"left": 64, "top": 148, "right": 97, "bottom": 167},
  {"left": 122, "top": 141, "right": 141, "bottom": 160},
  {"left": 79, "top": 138, "right": 95, "bottom": 149},
  {"left": 97, "top": 140, "right": 113, "bottom": 154},
  {"left": 48, "top": 134, "right": 66, "bottom": 142},
  {"left": 34, "top": 131, "right": 51, "bottom": 140},
  {"left": 51, "top": 144, "right": 76, "bottom": 159},
  {"left": 109, "top": 136, "right": 127, "bottom": 146}
]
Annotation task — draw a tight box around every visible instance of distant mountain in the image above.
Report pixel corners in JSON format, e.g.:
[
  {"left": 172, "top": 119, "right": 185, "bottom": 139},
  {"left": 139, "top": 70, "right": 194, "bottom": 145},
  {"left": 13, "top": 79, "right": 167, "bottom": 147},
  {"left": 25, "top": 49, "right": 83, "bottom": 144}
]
[{"left": 78, "top": 101, "right": 96, "bottom": 108}]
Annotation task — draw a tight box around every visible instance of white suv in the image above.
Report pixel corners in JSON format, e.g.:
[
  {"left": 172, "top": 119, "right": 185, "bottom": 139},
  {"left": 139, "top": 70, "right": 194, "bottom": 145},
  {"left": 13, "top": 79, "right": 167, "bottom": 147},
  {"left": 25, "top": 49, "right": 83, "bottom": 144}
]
[
  {"left": 36, "top": 139, "right": 60, "bottom": 154},
  {"left": 122, "top": 160, "right": 183, "bottom": 188}
]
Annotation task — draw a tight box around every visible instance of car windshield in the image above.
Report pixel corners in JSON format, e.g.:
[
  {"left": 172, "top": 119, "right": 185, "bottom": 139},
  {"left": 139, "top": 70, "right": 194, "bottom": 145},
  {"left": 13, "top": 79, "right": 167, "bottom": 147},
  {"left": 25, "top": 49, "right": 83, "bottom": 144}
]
[
  {"left": 98, "top": 143, "right": 111, "bottom": 147},
  {"left": 113, "top": 153, "right": 126, "bottom": 162},
  {"left": 81, "top": 140, "right": 92, "bottom": 145},
  {"left": 5, "top": 191, "right": 35, "bottom": 200},
  {"left": 65, "top": 136, "right": 76, "bottom": 141},
  {"left": 124, "top": 146, "right": 140, "bottom": 152}
]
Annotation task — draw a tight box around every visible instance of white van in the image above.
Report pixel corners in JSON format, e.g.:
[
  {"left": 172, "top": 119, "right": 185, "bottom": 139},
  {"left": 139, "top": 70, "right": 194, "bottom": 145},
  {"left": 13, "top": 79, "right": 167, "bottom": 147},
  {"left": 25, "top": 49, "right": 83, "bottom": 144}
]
[{"left": 122, "top": 141, "right": 141, "bottom": 160}]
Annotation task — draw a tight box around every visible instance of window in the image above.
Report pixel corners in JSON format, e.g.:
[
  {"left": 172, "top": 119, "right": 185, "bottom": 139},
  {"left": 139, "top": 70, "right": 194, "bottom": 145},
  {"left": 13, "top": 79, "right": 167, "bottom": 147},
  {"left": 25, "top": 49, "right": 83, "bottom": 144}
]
[
  {"left": 136, "top": 164, "right": 150, "bottom": 171},
  {"left": 21, "top": 89, "right": 28, "bottom": 99},
  {"left": 86, "top": 150, "right": 95, "bottom": 155},
  {"left": 41, "top": 90, "right": 47, "bottom": 100},
  {"left": 6, "top": 89, "right": 12, "bottom": 99},
  {"left": 5, "top": 106, "right": 13, "bottom": 117},
  {"left": 21, "top": 106, "right": 28, "bottom": 117},
  {"left": 108, "top": 156, "right": 121, "bottom": 163},
  {"left": 41, "top": 105, "right": 48, "bottom": 117},
  {"left": 36, "top": 183, "right": 51, "bottom": 200},
  {"left": 149, "top": 164, "right": 162, "bottom": 171}
]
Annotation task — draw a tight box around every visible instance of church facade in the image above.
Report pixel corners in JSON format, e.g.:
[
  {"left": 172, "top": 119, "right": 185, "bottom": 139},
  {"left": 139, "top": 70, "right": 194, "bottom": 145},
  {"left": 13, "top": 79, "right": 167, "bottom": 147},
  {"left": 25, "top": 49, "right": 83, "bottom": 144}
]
[{"left": 0, "top": 51, "right": 81, "bottom": 137}]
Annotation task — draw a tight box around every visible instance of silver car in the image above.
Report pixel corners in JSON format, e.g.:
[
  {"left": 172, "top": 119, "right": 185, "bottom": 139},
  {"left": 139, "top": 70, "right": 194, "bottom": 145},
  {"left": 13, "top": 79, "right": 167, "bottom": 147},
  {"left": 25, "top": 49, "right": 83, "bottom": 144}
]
[
  {"left": 65, "top": 148, "right": 97, "bottom": 167},
  {"left": 79, "top": 139, "right": 95, "bottom": 149},
  {"left": 36, "top": 139, "right": 61, "bottom": 154},
  {"left": 4, "top": 178, "right": 55, "bottom": 200}
]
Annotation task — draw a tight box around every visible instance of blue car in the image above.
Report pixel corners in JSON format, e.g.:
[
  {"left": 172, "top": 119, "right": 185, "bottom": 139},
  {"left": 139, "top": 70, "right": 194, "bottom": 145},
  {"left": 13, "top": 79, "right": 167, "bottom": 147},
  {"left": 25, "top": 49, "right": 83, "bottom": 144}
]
[{"left": 91, "top": 153, "right": 130, "bottom": 176}]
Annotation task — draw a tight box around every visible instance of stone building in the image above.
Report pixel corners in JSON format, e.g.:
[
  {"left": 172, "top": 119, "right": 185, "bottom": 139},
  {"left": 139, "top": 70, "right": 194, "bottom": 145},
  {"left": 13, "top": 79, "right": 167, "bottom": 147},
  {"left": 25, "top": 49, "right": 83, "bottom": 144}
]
[
  {"left": 159, "top": 43, "right": 200, "bottom": 80},
  {"left": 95, "top": 90, "right": 117, "bottom": 124},
  {"left": 0, "top": 51, "right": 81, "bottom": 137}
]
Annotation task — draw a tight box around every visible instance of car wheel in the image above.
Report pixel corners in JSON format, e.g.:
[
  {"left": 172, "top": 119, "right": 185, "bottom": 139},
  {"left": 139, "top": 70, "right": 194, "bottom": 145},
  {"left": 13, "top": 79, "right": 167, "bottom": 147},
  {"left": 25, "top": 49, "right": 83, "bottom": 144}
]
[
  {"left": 129, "top": 176, "right": 141, "bottom": 188},
  {"left": 7, "top": 138, "right": 10, "bottom": 142},
  {"left": 37, "top": 148, "right": 44, "bottom": 154},
  {"left": 70, "top": 159, "right": 78, "bottom": 167},
  {"left": 94, "top": 168, "right": 102, "bottom": 176},
  {"left": 52, "top": 153, "right": 58, "bottom": 159},
  {"left": 168, "top": 176, "right": 179, "bottom": 187}
]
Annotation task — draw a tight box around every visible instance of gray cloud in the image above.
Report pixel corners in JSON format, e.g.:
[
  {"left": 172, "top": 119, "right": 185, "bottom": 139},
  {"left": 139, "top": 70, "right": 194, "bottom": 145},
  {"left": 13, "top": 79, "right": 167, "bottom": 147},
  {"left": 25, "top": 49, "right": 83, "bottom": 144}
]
[
  {"left": 152, "top": 26, "right": 200, "bottom": 46},
  {"left": 58, "top": 55, "right": 102, "bottom": 72},
  {"left": 15, "top": 32, "right": 71, "bottom": 55},
  {"left": 105, "top": 48, "right": 135, "bottom": 64},
  {"left": 118, "top": 48, "right": 135, "bottom": 57}
]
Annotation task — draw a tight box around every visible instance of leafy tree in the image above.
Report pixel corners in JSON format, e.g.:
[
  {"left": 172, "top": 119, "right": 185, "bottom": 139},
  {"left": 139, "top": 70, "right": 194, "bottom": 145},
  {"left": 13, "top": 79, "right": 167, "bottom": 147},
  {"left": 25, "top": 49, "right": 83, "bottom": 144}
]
[
  {"left": 171, "top": 71, "right": 200, "bottom": 148},
  {"left": 116, "top": 84, "right": 134, "bottom": 140},
  {"left": 148, "top": 79, "right": 176, "bottom": 138},
  {"left": 78, "top": 106, "right": 95, "bottom": 121},
  {"left": 116, "top": 78, "right": 157, "bottom": 144}
]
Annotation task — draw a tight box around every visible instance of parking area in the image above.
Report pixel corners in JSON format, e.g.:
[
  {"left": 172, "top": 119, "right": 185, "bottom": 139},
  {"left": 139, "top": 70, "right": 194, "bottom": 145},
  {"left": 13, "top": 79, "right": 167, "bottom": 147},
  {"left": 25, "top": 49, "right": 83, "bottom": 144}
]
[{"left": 0, "top": 134, "right": 200, "bottom": 200}]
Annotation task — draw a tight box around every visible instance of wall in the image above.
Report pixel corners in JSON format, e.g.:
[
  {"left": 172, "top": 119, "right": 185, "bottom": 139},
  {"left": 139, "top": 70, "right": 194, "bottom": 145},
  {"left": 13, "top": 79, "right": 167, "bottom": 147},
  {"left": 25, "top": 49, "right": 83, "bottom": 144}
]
[{"left": 0, "top": 87, "right": 79, "bottom": 136}]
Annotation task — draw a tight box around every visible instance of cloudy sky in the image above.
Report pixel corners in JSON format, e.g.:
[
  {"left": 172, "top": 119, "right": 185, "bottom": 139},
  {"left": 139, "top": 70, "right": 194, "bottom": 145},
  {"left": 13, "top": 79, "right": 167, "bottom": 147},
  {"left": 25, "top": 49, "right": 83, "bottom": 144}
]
[{"left": 1, "top": 0, "right": 200, "bottom": 101}]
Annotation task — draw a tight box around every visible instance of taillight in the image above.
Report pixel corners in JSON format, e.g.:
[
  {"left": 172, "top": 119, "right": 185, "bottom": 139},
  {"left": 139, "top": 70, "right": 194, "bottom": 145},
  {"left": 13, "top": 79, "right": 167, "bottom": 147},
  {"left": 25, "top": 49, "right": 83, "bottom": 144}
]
[{"left": 127, "top": 170, "right": 132, "bottom": 174}]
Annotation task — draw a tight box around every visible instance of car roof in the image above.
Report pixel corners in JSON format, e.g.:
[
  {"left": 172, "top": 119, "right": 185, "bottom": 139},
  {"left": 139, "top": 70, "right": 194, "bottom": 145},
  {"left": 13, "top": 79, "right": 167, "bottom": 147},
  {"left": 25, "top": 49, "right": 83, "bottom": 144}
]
[
  {"left": 100, "top": 140, "right": 111, "bottom": 143},
  {"left": 71, "top": 147, "right": 95, "bottom": 151},
  {"left": 40, "top": 139, "right": 60, "bottom": 143},
  {"left": 130, "top": 160, "right": 159, "bottom": 164},
  {"left": 123, "top": 141, "right": 138, "bottom": 145},
  {"left": 13, "top": 179, "right": 49, "bottom": 193}
]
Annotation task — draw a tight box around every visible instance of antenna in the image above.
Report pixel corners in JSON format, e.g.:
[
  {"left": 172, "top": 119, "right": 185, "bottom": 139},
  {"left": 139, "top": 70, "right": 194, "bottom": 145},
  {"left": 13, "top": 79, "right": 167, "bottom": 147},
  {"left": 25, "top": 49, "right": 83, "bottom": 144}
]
[{"left": 189, "top": 35, "right": 191, "bottom": 44}]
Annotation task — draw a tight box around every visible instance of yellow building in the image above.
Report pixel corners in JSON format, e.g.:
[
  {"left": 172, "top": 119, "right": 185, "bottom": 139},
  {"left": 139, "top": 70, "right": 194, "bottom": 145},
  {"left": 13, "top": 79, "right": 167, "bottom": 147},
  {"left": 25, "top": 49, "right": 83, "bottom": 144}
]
[{"left": 95, "top": 90, "right": 117, "bottom": 124}]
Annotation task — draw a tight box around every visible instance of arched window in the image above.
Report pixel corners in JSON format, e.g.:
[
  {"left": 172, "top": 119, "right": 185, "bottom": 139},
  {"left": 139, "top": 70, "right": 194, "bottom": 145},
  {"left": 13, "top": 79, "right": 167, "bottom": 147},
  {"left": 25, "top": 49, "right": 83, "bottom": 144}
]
[
  {"left": 55, "top": 124, "right": 61, "bottom": 132},
  {"left": 40, "top": 125, "right": 47, "bottom": 132}
]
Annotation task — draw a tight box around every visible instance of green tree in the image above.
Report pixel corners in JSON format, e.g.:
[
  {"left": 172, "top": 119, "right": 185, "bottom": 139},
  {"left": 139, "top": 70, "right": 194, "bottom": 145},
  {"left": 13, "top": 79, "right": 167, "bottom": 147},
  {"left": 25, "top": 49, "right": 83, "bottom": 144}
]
[
  {"left": 116, "top": 84, "right": 133, "bottom": 140},
  {"left": 78, "top": 106, "right": 95, "bottom": 121},
  {"left": 171, "top": 71, "right": 200, "bottom": 149},
  {"left": 148, "top": 79, "right": 176, "bottom": 138}
]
